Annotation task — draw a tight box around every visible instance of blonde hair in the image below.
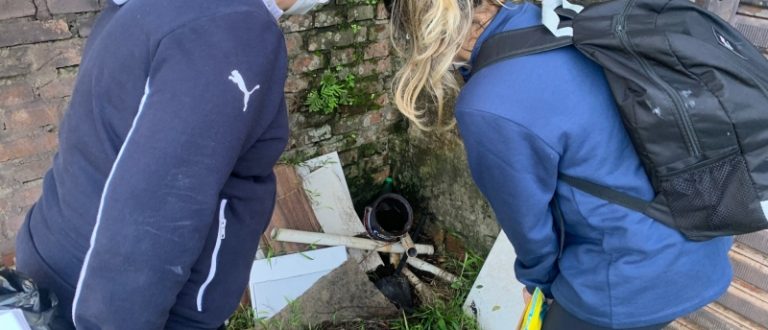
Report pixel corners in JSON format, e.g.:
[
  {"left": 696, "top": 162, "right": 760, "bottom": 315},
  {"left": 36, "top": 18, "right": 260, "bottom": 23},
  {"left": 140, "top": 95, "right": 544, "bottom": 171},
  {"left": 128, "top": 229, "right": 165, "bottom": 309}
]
[{"left": 390, "top": 0, "right": 503, "bottom": 130}]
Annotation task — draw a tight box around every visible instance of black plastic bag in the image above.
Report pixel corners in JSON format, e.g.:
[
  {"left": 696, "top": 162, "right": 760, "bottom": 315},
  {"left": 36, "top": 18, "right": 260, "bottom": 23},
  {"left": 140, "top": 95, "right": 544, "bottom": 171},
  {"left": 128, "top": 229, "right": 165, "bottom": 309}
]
[{"left": 0, "top": 268, "right": 57, "bottom": 329}]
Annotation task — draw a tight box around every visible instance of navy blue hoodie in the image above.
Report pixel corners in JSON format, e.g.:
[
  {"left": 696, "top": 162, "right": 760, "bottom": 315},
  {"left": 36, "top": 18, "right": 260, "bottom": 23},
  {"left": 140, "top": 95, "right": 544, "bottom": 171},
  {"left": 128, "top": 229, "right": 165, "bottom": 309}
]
[
  {"left": 456, "top": 2, "right": 733, "bottom": 328},
  {"left": 19, "top": 0, "right": 288, "bottom": 328}
]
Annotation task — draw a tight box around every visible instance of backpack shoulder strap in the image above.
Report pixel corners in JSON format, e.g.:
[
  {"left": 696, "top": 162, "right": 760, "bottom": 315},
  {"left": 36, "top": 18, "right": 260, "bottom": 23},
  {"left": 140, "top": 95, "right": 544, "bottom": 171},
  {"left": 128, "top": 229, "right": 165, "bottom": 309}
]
[
  {"left": 560, "top": 174, "right": 677, "bottom": 229},
  {"left": 471, "top": 25, "right": 574, "bottom": 76}
]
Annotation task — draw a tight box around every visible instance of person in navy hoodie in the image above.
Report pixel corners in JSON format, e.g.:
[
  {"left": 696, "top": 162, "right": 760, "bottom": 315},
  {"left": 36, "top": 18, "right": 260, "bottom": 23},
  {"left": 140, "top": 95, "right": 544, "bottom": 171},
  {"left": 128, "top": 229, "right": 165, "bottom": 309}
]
[
  {"left": 14, "top": 0, "right": 327, "bottom": 328},
  {"left": 389, "top": 1, "right": 733, "bottom": 329}
]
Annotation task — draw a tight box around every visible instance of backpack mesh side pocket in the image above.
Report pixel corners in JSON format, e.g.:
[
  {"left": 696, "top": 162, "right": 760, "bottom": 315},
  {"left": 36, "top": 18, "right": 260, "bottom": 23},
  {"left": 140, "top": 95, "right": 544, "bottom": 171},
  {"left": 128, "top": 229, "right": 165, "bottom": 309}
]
[{"left": 660, "top": 152, "right": 767, "bottom": 239}]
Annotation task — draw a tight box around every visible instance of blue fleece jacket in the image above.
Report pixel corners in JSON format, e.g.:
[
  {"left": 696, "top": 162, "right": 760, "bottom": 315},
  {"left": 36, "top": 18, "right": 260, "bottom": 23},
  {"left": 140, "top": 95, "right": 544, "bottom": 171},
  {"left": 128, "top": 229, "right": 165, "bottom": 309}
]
[
  {"left": 456, "top": 2, "right": 733, "bottom": 328},
  {"left": 21, "top": 0, "right": 288, "bottom": 328}
]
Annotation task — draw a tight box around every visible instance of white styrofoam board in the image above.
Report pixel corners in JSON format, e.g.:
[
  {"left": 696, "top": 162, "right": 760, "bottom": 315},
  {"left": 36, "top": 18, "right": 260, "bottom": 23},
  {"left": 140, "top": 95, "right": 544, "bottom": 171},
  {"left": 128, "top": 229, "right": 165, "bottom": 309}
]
[
  {"left": 296, "top": 152, "right": 384, "bottom": 271},
  {"left": 249, "top": 246, "right": 347, "bottom": 319},
  {"left": 296, "top": 152, "right": 347, "bottom": 191},
  {"left": 463, "top": 231, "right": 526, "bottom": 330},
  {"left": 0, "top": 309, "right": 31, "bottom": 330}
]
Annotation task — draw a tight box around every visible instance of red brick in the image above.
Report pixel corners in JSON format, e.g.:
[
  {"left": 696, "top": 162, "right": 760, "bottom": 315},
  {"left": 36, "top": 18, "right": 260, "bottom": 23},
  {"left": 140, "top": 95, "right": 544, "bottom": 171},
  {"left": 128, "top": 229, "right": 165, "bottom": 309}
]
[
  {"left": 284, "top": 74, "right": 308, "bottom": 93},
  {"left": 353, "top": 61, "right": 378, "bottom": 77},
  {"left": 280, "top": 14, "right": 313, "bottom": 33},
  {"left": 290, "top": 53, "right": 324, "bottom": 73},
  {"left": 313, "top": 9, "right": 343, "bottom": 28},
  {"left": 0, "top": 19, "right": 71, "bottom": 48},
  {"left": 0, "top": 46, "right": 32, "bottom": 79},
  {"left": 0, "top": 0, "right": 36, "bottom": 20},
  {"left": 38, "top": 73, "right": 76, "bottom": 99},
  {"left": 330, "top": 48, "right": 356, "bottom": 66},
  {"left": 363, "top": 111, "right": 382, "bottom": 126},
  {"left": 0, "top": 39, "right": 83, "bottom": 80},
  {"left": 0, "top": 133, "right": 58, "bottom": 162},
  {"left": 0, "top": 82, "right": 35, "bottom": 107},
  {"left": 284, "top": 33, "right": 303, "bottom": 57},
  {"left": 0, "top": 184, "right": 42, "bottom": 212},
  {"left": 33, "top": 0, "right": 52, "bottom": 19},
  {"left": 368, "top": 23, "right": 388, "bottom": 42},
  {"left": 364, "top": 40, "right": 390, "bottom": 59},
  {"left": 46, "top": 0, "right": 99, "bottom": 14},
  {"left": 0, "top": 154, "right": 53, "bottom": 187},
  {"left": 26, "top": 38, "right": 84, "bottom": 70},
  {"left": 2, "top": 183, "right": 41, "bottom": 239},
  {"left": 2, "top": 100, "right": 62, "bottom": 135},
  {"left": 376, "top": 57, "right": 392, "bottom": 74},
  {"left": 5, "top": 213, "right": 26, "bottom": 244},
  {"left": 349, "top": 5, "right": 375, "bottom": 21}
]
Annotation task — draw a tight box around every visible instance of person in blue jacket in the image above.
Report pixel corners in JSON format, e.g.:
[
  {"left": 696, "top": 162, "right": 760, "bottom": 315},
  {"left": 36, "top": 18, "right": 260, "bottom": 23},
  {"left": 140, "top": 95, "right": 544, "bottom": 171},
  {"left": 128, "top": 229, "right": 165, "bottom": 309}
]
[
  {"left": 14, "top": 0, "right": 326, "bottom": 328},
  {"left": 389, "top": 1, "right": 733, "bottom": 329}
]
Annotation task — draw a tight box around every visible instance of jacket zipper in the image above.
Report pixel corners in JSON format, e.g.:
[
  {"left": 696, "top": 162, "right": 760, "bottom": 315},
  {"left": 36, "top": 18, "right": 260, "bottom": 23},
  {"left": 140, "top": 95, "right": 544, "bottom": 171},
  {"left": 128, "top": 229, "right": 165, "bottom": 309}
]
[
  {"left": 616, "top": 0, "right": 702, "bottom": 157},
  {"left": 196, "top": 199, "right": 228, "bottom": 312}
]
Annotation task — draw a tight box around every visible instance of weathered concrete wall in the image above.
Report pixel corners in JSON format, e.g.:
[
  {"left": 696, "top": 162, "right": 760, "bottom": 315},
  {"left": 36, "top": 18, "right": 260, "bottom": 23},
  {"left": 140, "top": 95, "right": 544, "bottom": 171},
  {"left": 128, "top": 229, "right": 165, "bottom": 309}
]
[{"left": 393, "top": 126, "right": 499, "bottom": 254}]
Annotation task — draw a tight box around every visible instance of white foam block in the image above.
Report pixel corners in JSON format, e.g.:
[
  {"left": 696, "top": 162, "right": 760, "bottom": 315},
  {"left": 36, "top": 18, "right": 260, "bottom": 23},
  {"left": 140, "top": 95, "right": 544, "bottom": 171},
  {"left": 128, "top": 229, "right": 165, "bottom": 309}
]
[
  {"left": 249, "top": 246, "right": 347, "bottom": 319},
  {"left": 0, "top": 309, "right": 31, "bottom": 330},
  {"left": 296, "top": 152, "right": 384, "bottom": 271},
  {"left": 463, "top": 231, "right": 526, "bottom": 330},
  {"left": 761, "top": 200, "right": 768, "bottom": 219}
]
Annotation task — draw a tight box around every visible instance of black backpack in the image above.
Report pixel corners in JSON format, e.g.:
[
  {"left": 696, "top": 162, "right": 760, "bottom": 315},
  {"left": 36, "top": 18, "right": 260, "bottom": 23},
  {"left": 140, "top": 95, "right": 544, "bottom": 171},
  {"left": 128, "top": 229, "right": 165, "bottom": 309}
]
[{"left": 472, "top": 0, "right": 768, "bottom": 240}]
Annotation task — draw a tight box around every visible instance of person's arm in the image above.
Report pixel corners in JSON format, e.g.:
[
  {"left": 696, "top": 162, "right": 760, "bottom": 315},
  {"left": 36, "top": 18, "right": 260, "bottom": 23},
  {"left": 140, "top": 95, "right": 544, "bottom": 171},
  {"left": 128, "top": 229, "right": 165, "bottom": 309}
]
[
  {"left": 72, "top": 11, "right": 287, "bottom": 329},
  {"left": 456, "top": 108, "right": 561, "bottom": 297}
]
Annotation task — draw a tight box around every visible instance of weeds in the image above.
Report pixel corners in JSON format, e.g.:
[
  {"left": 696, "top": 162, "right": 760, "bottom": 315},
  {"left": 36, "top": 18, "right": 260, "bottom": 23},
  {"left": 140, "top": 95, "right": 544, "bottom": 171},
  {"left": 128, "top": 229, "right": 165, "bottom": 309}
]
[
  {"left": 390, "top": 252, "right": 484, "bottom": 330},
  {"left": 306, "top": 69, "right": 356, "bottom": 115}
]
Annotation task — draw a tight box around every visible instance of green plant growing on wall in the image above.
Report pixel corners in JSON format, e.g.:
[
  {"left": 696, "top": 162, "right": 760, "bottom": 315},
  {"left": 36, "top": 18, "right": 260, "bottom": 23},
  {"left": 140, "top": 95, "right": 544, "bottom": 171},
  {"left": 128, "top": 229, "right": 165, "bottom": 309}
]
[{"left": 306, "top": 69, "right": 356, "bottom": 115}]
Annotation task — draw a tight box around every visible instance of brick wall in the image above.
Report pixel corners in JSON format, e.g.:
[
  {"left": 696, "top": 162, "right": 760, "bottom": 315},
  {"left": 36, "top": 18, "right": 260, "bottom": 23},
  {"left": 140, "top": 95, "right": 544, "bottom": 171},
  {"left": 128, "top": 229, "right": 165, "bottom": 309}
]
[{"left": 0, "top": 0, "right": 401, "bottom": 259}]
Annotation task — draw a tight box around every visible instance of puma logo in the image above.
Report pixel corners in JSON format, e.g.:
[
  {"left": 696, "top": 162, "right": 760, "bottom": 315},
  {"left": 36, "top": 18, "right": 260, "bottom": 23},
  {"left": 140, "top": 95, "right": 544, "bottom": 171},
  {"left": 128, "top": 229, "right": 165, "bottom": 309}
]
[{"left": 228, "top": 70, "right": 260, "bottom": 112}]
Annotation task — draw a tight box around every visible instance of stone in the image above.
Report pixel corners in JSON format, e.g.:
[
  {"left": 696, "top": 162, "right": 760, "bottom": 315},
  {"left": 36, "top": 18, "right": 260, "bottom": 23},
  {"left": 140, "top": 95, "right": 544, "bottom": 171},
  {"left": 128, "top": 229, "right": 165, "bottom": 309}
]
[{"left": 264, "top": 258, "right": 399, "bottom": 328}]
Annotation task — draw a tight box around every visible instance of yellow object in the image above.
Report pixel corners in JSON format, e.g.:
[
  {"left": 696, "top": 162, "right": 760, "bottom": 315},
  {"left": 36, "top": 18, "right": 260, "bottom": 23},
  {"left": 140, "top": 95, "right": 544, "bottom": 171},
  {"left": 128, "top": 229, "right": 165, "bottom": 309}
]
[{"left": 517, "top": 287, "right": 546, "bottom": 330}]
